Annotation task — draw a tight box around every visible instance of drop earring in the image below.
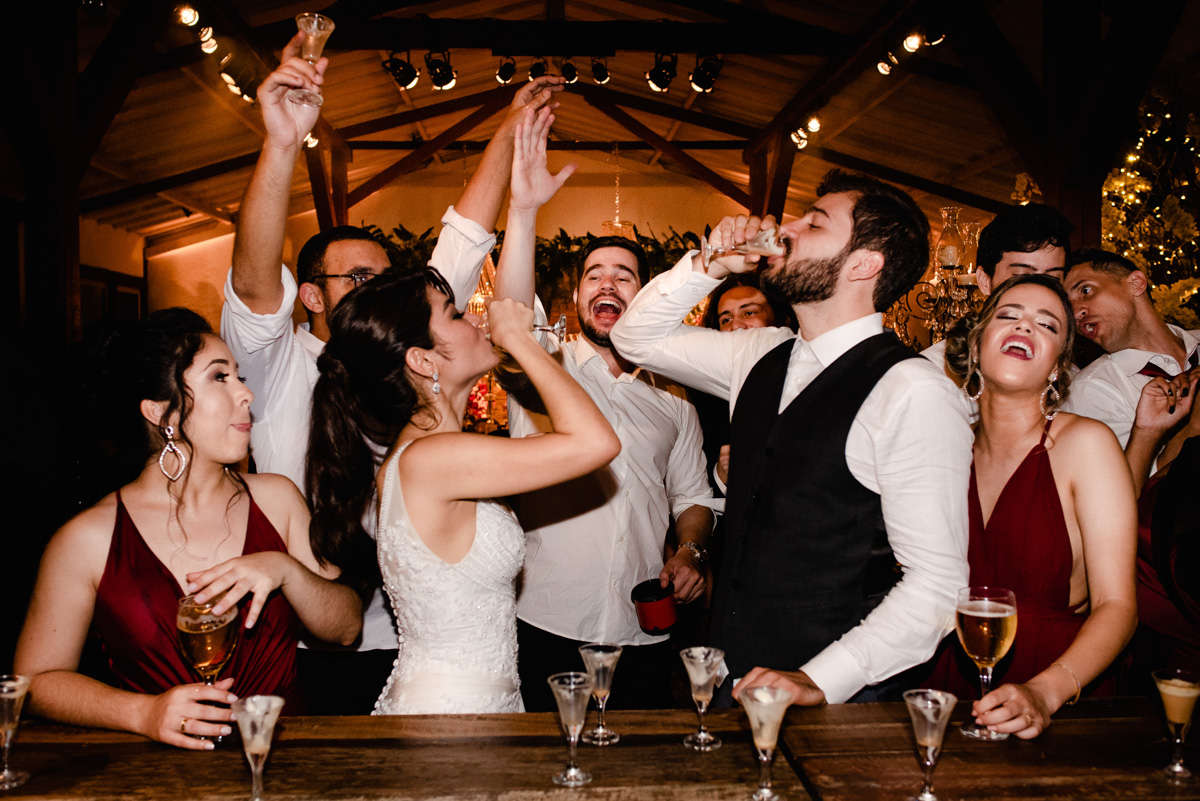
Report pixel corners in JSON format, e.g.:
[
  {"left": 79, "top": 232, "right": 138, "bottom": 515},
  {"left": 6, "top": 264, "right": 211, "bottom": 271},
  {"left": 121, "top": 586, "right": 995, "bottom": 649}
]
[{"left": 158, "top": 425, "right": 187, "bottom": 481}]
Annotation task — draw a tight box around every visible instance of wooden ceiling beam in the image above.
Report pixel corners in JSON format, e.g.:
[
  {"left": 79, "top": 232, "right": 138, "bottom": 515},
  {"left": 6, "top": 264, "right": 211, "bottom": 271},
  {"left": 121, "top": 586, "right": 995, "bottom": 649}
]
[
  {"left": 347, "top": 93, "right": 513, "bottom": 207},
  {"left": 572, "top": 84, "right": 757, "bottom": 139},
  {"left": 249, "top": 17, "right": 849, "bottom": 56},
  {"left": 349, "top": 139, "right": 749, "bottom": 151},
  {"left": 179, "top": 65, "right": 265, "bottom": 137},
  {"left": 807, "top": 146, "right": 1009, "bottom": 214},
  {"left": 91, "top": 160, "right": 234, "bottom": 224},
  {"left": 80, "top": 152, "right": 260, "bottom": 213},
  {"left": 338, "top": 85, "right": 517, "bottom": 140},
  {"left": 584, "top": 94, "right": 750, "bottom": 209},
  {"left": 748, "top": 0, "right": 920, "bottom": 154}
]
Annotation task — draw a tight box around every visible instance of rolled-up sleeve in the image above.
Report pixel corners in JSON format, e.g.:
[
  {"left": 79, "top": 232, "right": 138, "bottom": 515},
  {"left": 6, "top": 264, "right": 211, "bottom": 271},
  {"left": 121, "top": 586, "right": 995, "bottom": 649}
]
[
  {"left": 428, "top": 205, "right": 497, "bottom": 311},
  {"left": 800, "top": 363, "right": 972, "bottom": 703},
  {"left": 221, "top": 265, "right": 299, "bottom": 424}
]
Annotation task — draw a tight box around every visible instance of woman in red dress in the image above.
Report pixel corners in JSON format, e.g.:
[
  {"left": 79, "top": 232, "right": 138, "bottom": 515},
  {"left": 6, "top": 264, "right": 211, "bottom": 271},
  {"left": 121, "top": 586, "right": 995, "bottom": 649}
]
[
  {"left": 938, "top": 274, "right": 1137, "bottom": 738},
  {"left": 15, "top": 309, "right": 361, "bottom": 749}
]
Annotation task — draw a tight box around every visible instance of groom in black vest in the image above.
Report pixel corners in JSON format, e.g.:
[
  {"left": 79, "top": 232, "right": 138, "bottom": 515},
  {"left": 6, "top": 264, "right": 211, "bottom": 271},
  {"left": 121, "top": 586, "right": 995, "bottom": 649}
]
[{"left": 611, "top": 170, "right": 972, "bottom": 705}]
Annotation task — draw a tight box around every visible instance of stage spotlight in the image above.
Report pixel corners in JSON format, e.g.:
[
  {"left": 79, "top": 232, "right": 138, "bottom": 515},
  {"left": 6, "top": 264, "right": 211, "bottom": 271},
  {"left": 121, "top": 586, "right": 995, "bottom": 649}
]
[
  {"left": 645, "top": 52, "right": 677, "bottom": 93},
  {"left": 529, "top": 56, "right": 548, "bottom": 81},
  {"left": 689, "top": 55, "right": 722, "bottom": 93},
  {"left": 425, "top": 51, "right": 456, "bottom": 91},
  {"left": 382, "top": 51, "right": 419, "bottom": 90},
  {"left": 560, "top": 58, "right": 578, "bottom": 84},
  {"left": 496, "top": 56, "right": 516, "bottom": 84},
  {"left": 590, "top": 57, "right": 610, "bottom": 85}
]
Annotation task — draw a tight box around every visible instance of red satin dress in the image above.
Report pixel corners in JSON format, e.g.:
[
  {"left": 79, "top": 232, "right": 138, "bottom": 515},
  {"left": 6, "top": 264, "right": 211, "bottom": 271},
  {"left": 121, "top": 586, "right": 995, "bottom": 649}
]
[
  {"left": 929, "top": 419, "right": 1105, "bottom": 697},
  {"left": 91, "top": 490, "right": 301, "bottom": 709}
]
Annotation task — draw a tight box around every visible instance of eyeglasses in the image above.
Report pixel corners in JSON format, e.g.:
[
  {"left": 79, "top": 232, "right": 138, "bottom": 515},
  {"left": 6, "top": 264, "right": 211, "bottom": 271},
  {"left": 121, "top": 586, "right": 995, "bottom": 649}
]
[{"left": 312, "top": 271, "right": 379, "bottom": 288}]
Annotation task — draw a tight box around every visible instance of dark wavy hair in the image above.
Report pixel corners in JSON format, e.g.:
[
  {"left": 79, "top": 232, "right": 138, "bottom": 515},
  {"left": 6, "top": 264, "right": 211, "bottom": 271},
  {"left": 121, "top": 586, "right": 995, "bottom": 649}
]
[
  {"left": 306, "top": 267, "right": 454, "bottom": 597},
  {"left": 700, "top": 274, "right": 797, "bottom": 332},
  {"left": 816, "top": 169, "right": 931, "bottom": 312},
  {"left": 976, "top": 203, "right": 1073, "bottom": 279},
  {"left": 945, "top": 274, "right": 1075, "bottom": 411},
  {"left": 576, "top": 235, "right": 650, "bottom": 287}
]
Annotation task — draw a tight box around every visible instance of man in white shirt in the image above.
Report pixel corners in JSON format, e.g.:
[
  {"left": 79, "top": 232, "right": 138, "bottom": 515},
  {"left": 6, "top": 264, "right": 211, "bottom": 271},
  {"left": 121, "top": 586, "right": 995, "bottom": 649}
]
[
  {"left": 1063, "top": 248, "right": 1200, "bottom": 467},
  {"left": 492, "top": 147, "right": 719, "bottom": 709},
  {"left": 922, "top": 203, "right": 1072, "bottom": 372},
  {"left": 610, "top": 170, "right": 972, "bottom": 706},
  {"left": 219, "top": 37, "right": 565, "bottom": 713}
]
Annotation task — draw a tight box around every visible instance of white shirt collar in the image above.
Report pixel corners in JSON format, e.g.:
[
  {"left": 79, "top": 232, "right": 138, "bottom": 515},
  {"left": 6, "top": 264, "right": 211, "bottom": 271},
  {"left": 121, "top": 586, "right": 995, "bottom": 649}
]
[
  {"left": 1109, "top": 324, "right": 1200, "bottom": 376},
  {"left": 795, "top": 313, "right": 885, "bottom": 368}
]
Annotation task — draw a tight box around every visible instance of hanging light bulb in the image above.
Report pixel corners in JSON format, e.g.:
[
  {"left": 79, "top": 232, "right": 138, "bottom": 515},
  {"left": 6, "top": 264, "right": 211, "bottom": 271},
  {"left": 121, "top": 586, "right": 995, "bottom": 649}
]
[
  {"left": 790, "top": 129, "right": 809, "bottom": 149},
  {"left": 877, "top": 61, "right": 892, "bottom": 75},
  {"left": 903, "top": 33, "right": 923, "bottom": 53},
  {"left": 304, "top": 133, "right": 319, "bottom": 149},
  {"left": 175, "top": 4, "right": 199, "bottom": 26},
  {"left": 806, "top": 117, "right": 821, "bottom": 133},
  {"left": 200, "top": 37, "right": 218, "bottom": 54},
  {"left": 198, "top": 26, "right": 213, "bottom": 42}
]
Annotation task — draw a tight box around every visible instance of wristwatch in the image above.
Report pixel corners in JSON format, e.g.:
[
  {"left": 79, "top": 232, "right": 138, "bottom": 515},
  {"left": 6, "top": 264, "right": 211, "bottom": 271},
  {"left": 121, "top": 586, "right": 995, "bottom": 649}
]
[{"left": 679, "top": 541, "right": 707, "bottom": 566}]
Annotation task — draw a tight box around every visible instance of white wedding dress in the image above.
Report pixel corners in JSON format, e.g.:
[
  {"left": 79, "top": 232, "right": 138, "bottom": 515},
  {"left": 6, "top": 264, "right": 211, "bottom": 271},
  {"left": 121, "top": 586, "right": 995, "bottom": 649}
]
[{"left": 372, "top": 442, "right": 525, "bottom": 715}]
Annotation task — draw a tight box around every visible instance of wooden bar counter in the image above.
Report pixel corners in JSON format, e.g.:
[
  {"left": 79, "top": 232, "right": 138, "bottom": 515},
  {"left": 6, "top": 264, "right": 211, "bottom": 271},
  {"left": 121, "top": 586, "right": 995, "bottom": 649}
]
[{"left": 4, "top": 699, "right": 1197, "bottom": 800}]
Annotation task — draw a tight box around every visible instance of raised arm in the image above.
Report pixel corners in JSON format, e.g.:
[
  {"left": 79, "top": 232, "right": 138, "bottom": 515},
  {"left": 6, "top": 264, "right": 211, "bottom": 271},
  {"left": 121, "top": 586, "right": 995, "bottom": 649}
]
[
  {"left": 231, "top": 33, "right": 325, "bottom": 312},
  {"left": 974, "top": 416, "right": 1137, "bottom": 739},
  {"left": 184, "top": 475, "right": 362, "bottom": 646},
  {"left": 15, "top": 510, "right": 237, "bottom": 750}
]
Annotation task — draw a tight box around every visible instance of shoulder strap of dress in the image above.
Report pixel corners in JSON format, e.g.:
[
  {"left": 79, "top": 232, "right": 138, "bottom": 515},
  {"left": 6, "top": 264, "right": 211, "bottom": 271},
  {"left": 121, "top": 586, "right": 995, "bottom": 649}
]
[
  {"left": 378, "top": 440, "right": 414, "bottom": 526},
  {"left": 1039, "top": 416, "right": 1054, "bottom": 446}
]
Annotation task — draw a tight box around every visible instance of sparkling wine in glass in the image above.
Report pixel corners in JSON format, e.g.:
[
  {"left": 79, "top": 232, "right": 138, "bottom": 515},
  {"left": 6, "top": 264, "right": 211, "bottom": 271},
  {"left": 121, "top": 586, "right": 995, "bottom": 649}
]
[
  {"left": 680, "top": 646, "right": 724, "bottom": 751},
  {"left": 1153, "top": 668, "right": 1200, "bottom": 783},
  {"left": 547, "top": 672, "right": 593, "bottom": 787},
  {"left": 903, "top": 689, "right": 957, "bottom": 801},
  {"left": 177, "top": 592, "right": 240, "bottom": 684},
  {"left": 955, "top": 586, "right": 1017, "bottom": 741},
  {"left": 701, "top": 228, "right": 785, "bottom": 268},
  {"left": 233, "top": 695, "right": 285, "bottom": 801},
  {"left": 579, "top": 643, "right": 622, "bottom": 746},
  {"left": 739, "top": 685, "right": 792, "bottom": 801},
  {"left": 0, "top": 675, "right": 31, "bottom": 791},
  {"left": 286, "top": 13, "right": 335, "bottom": 107}
]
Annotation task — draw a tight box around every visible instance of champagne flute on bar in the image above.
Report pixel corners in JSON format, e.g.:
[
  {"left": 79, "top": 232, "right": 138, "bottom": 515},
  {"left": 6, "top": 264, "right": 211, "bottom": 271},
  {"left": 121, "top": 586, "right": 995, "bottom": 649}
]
[
  {"left": 903, "top": 689, "right": 956, "bottom": 801},
  {"left": 547, "top": 672, "right": 593, "bottom": 787},
  {"left": 680, "top": 646, "right": 724, "bottom": 751},
  {"left": 1153, "top": 668, "right": 1200, "bottom": 782},
  {"left": 0, "top": 675, "right": 31, "bottom": 791},
  {"left": 955, "top": 586, "right": 1017, "bottom": 741},
  {"left": 578, "top": 643, "right": 622, "bottom": 746},
  {"left": 233, "top": 695, "right": 285, "bottom": 801},
  {"left": 701, "top": 228, "right": 785, "bottom": 269},
  {"left": 739, "top": 684, "right": 792, "bottom": 801},
  {"left": 286, "top": 13, "right": 335, "bottom": 107}
]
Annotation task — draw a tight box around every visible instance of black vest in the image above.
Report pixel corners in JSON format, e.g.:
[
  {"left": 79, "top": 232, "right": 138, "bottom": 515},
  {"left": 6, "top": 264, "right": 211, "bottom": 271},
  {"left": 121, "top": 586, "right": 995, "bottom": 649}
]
[{"left": 711, "top": 332, "right": 916, "bottom": 677}]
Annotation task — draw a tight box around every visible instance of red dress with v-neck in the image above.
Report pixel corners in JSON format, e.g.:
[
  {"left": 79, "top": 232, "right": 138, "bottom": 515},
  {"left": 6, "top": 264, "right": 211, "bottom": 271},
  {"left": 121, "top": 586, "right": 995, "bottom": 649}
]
[
  {"left": 929, "top": 419, "right": 1100, "bottom": 698},
  {"left": 91, "top": 490, "right": 301, "bottom": 707}
]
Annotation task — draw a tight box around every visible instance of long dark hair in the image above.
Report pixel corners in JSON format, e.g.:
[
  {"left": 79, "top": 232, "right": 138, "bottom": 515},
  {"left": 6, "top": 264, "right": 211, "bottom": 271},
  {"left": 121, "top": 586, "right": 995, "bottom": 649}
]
[
  {"left": 945, "top": 274, "right": 1075, "bottom": 411},
  {"left": 306, "top": 267, "right": 454, "bottom": 597}
]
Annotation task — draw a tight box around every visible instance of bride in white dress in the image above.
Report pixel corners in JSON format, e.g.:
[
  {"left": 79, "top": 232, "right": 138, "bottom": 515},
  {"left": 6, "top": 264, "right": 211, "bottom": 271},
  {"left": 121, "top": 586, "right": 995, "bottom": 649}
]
[{"left": 307, "top": 106, "right": 616, "bottom": 714}]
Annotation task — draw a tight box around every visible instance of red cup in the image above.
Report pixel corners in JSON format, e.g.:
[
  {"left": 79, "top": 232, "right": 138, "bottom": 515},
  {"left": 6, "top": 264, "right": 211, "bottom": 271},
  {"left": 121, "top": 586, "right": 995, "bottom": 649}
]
[{"left": 631, "top": 579, "right": 676, "bottom": 634}]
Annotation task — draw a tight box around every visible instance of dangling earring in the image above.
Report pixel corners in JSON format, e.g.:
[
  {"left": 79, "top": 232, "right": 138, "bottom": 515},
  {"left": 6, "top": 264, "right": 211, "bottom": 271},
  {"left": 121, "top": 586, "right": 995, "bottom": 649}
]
[
  {"left": 431, "top": 369, "right": 441, "bottom": 396},
  {"left": 966, "top": 355, "right": 984, "bottom": 402},
  {"left": 158, "top": 425, "right": 187, "bottom": 481},
  {"left": 1040, "top": 367, "right": 1062, "bottom": 420}
]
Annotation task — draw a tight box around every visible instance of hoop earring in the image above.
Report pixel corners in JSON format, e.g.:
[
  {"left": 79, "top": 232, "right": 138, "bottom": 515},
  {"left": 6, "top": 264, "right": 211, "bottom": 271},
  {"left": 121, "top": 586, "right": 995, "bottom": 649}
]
[
  {"left": 431, "top": 369, "right": 441, "bottom": 396},
  {"left": 1040, "top": 368, "right": 1062, "bottom": 421},
  {"left": 158, "top": 425, "right": 187, "bottom": 482},
  {"left": 965, "top": 353, "right": 985, "bottom": 402}
]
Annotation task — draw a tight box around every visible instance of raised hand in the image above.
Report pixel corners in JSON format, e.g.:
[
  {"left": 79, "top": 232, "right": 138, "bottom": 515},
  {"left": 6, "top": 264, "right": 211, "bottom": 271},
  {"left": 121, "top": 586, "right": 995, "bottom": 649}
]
[
  {"left": 1134, "top": 372, "right": 1196, "bottom": 435},
  {"left": 503, "top": 75, "right": 566, "bottom": 128},
  {"left": 701, "top": 214, "right": 780, "bottom": 278},
  {"left": 256, "top": 31, "right": 326, "bottom": 149},
  {"left": 486, "top": 297, "right": 536, "bottom": 350},
  {"left": 510, "top": 106, "right": 576, "bottom": 212}
]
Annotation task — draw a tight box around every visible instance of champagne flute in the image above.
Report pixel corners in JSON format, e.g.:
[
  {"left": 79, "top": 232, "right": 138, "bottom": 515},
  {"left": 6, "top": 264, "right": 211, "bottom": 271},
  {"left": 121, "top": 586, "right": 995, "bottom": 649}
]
[
  {"left": 0, "top": 675, "right": 31, "bottom": 791},
  {"left": 286, "top": 13, "right": 335, "bottom": 108},
  {"left": 578, "top": 643, "right": 622, "bottom": 746},
  {"left": 547, "top": 672, "right": 593, "bottom": 787},
  {"left": 232, "top": 695, "right": 285, "bottom": 801},
  {"left": 903, "top": 689, "right": 957, "bottom": 801},
  {"left": 680, "top": 646, "right": 724, "bottom": 751},
  {"left": 476, "top": 310, "right": 568, "bottom": 342},
  {"left": 738, "top": 685, "right": 792, "bottom": 801},
  {"left": 701, "top": 228, "right": 785, "bottom": 268},
  {"left": 955, "top": 586, "right": 1017, "bottom": 741},
  {"left": 1153, "top": 668, "right": 1200, "bottom": 782}
]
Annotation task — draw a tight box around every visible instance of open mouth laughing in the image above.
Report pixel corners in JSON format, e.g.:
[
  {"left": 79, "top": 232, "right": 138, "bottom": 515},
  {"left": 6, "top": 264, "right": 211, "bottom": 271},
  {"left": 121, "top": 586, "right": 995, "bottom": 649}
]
[{"left": 1000, "top": 336, "right": 1035, "bottom": 360}]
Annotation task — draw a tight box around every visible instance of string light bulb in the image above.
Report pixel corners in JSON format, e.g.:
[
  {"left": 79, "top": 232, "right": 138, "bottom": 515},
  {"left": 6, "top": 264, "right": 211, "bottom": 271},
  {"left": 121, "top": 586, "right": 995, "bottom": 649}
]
[{"left": 903, "top": 33, "right": 923, "bottom": 52}]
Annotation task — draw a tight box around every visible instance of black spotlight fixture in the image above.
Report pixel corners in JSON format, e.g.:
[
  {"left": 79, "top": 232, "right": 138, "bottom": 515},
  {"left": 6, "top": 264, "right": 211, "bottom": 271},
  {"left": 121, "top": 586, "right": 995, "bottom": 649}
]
[
  {"left": 425, "top": 50, "right": 456, "bottom": 90},
  {"left": 560, "top": 58, "right": 578, "bottom": 84},
  {"left": 645, "top": 52, "right": 677, "bottom": 93},
  {"left": 590, "top": 57, "right": 610, "bottom": 85},
  {"left": 382, "top": 50, "right": 419, "bottom": 90},
  {"left": 529, "top": 56, "right": 548, "bottom": 81},
  {"left": 689, "top": 54, "right": 722, "bottom": 93},
  {"left": 495, "top": 56, "right": 517, "bottom": 85}
]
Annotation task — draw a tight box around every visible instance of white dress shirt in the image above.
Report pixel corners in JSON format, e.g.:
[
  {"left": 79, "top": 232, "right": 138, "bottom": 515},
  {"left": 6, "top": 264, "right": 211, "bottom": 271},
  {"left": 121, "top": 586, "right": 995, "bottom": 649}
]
[
  {"left": 220, "top": 205, "right": 496, "bottom": 651},
  {"left": 1063, "top": 325, "right": 1200, "bottom": 454},
  {"left": 609, "top": 253, "right": 971, "bottom": 703},
  {"left": 510, "top": 300, "right": 721, "bottom": 647}
]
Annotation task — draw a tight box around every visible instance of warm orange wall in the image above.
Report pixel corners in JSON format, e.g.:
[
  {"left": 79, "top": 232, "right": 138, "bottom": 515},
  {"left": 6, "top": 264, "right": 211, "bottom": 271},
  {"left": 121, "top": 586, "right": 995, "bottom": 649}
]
[{"left": 80, "top": 218, "right": 144, "bottom": 277}]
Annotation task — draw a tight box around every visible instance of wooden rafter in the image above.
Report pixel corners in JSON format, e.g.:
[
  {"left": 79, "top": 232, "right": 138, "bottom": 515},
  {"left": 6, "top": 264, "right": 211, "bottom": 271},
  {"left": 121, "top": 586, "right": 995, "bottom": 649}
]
[
  {"left": 339, "top": 86, "right": 517, "bottom": 140},
  {"left": 347, "top": 93, "right": 514, "bottom": 207},
  {"left": 584, "top": 95, "right": 750, "bottom": 209},
  {"left": 91, "top": 160, "right": 233, "bottom": 224},
  {"left": 572, "top": 85, "right": 756, "bottom": 139}
]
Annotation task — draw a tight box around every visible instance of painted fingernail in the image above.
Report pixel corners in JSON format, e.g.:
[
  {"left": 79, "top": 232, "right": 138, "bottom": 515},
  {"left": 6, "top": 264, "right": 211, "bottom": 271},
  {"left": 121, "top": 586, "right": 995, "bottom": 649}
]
[
  {"left": 221, "top": 726, "right": 232, "bottom": 736},
  {"left": 205, "top": 741, "right": 215, "bottom": 750}
]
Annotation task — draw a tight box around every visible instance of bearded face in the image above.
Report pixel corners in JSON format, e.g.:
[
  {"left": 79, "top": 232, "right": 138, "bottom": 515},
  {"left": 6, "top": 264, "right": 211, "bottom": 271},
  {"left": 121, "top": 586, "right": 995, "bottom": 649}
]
[{"left": 761, "top": 240, "right": 852, "bottom": 306}]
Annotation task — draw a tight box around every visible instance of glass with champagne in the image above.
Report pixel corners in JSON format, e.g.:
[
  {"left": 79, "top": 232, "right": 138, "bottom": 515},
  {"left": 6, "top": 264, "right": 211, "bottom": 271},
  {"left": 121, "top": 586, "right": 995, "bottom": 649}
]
[
  {"left": 578, "top": 643, "right": 622, "bottom": 746},
  {"left": 680, "top": 646, "right": 724, "bottom": 751},
  {"left": 287, "top": 13, "right": 335, "bottom": 107},
  {"left": 0, "top": 675, "right": 31, "bottom": 791},
  {"left": 955, "top": 586, "right": 1017, "bottom": 741},
  {"left": 1153, "top": 668, "right": 1200, "bottom": 782},
  {"left": 739, "top": 684, "right": 792, "bottom": 801},
  {"left": 177, "top": 591, "right": 240, "bottom": 685},
  {"left": 701, "top": 228, "right": 785, "bottom": 269}
]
